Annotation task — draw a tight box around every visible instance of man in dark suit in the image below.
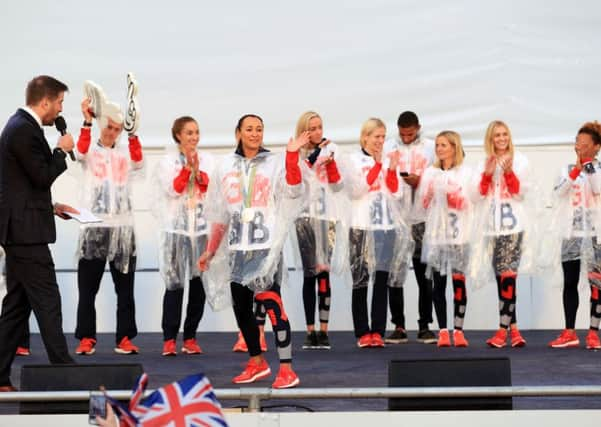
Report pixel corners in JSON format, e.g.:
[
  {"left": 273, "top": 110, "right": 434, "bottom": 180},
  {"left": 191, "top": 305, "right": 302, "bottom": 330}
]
[{"left": 0, "top": 75, "right": 78, "bottom": 391}]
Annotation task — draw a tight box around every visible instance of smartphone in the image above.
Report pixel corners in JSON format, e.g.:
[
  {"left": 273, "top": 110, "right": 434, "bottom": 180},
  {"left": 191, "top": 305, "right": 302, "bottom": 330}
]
[
  {"left": 89, "top": 391, "right": 107, "bottom": 425},
  {"left": 399, "top": 171, "right": 409, "bottom": 177}
]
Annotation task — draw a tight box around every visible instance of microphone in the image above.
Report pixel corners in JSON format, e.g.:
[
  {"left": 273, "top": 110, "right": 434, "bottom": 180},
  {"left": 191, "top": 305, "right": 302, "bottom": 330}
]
[{"left": 54, "top": 116, "right": 76, "bottom": 161}]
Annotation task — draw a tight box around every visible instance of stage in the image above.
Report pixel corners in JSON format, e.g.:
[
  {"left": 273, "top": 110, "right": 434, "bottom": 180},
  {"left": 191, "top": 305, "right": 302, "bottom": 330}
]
[{"left": 1, "top": 330, "right": 601, "bottom": 414}]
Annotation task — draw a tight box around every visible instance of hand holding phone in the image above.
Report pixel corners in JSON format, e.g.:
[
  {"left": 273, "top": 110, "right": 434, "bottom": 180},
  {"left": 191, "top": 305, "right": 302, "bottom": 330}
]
[
  {"left": 399, "top": 171, "right": 409, "bottom": 177},
  {"left": 89, "top": 391, "right": 107, "bottom": 425}
]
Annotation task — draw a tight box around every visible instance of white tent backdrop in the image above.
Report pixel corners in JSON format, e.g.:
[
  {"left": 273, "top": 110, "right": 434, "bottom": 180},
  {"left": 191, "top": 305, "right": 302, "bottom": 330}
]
[{"left": 1, "top": 0, "right": 600, "bottom": 147}]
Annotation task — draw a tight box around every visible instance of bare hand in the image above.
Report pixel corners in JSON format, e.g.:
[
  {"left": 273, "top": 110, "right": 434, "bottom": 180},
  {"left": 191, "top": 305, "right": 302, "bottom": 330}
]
[
  {"left": 287, "top": 131, "right": 311, "bottom": 152},
  {"left": 96, "top": 402, "right": 118, "bottom": 427},
  {"left": 185, "top": 149, "right": 199, "bottom": 173},
  {"left": 198, "top": 251, "right": 214, "bottom": 272},
  {"left": 318, "top": 138, "right": 331, "bottom": 149},
  {"left": 388, "top": 150, "right": 400, "bottom": 171},
  {"left": 54, "top": 203, "right": 79, "bottom": 220},
  {"left": 497, "top": 154, "right": 513, "bottom": 172},
  {"left": 57, "top": 134, "right": 74, "bottom": 153},
  {"left": 81, "top": 98, "right": 93, "bottom": 122},
  {"left": 402, "top": 173, "right": 420, "bottom": 188},
  {"left": 484, "top": 155, "right": 496, "bottom": 175},
  {"left": 372, "top": 148, "right": 382, "bottom": 164}
]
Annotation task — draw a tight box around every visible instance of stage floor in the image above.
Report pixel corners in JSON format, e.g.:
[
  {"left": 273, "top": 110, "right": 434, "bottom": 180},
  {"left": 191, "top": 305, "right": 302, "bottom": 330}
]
[{"left": 3, "top": 330, "right": 601, "bottom": 413}]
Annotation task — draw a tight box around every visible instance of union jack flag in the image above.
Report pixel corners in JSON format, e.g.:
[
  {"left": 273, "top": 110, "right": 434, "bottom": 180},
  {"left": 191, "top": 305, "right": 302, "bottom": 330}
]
[{"left": 108, "top": 373, "right": 228, "bottom": 427}]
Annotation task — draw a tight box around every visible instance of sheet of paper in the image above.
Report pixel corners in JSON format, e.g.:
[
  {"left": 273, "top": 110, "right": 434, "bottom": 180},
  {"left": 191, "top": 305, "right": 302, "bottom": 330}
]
[{"left": 65, "top": 207, "right": 103, "bottom": 224}]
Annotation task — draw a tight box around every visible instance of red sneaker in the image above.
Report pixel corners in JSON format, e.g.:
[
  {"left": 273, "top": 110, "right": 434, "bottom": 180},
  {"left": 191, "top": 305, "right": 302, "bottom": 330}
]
[
  {"left": 549, "top": 329, "right": 579, "bottom": 348},
  {"left": 232, "top": 332, "right": 248, "bottom": 353},
  {"left": 76, "top": 337, "right": 97, "bottom": 355},
  {"left": 486, "top": 329, "right": 507, "bottom": 348},
  {"left": 15, "top": 347, "right": 30, "bottom": 356},
  {"left": 232, "top": 358, "right": 271, "bottom": 384},
  {"left": 272, "top": 365, "right": 300, "bottom": 389},
  {"left": 162, "top": 339, "right": 177, "bottom": 356},
  {"left": 586, "top": 330, "right": 601, "bottom": 350},
  {"left": 114, "top": 337, "right": 139, "bottom": 355},
  {"left": 510, "top": 328, "right": 526, "bottom": 348},
  {"left": 259, "top": 329, "right": 268, "bottom": 352},
  {"left": 182, "top": 338, "right": 202, "bottom": 354},
  {"left": 357, "top": 333, "right": 372, "bottom": 348},
  {"left": 370, "top": 333, "right": 385, "bottom": 348},
  {"left": 437, "top": 329, "right": 451, "bottom": 347},
  {"left": 453, "top": 330, "right": 469, "bottom": 347}
]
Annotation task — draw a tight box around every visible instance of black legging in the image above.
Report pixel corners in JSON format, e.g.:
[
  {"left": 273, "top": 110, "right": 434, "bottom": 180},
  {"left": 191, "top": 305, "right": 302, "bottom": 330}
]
[
  {"left": 562, "top": 259, "right": 601, "bottom": 330},
  {"left": 161, "top": 277, "right": 205, "bottom": 341}
]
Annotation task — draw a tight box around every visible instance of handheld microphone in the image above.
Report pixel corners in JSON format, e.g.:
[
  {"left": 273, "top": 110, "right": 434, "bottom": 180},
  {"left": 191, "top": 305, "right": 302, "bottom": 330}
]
[{"left": 54, "top": 116, "right": 76, "bottom": 161}]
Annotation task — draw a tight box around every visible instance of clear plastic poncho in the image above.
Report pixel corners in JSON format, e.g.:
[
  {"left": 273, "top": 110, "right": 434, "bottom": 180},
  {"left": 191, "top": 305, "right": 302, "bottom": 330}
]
[
  {"left": 151, "top": 147, "right": 214, "bottom": 290},
  {"left": 338, "top": 150, "right": 414, "bottom": 290},
  {"left": 417, "top": 164, "right": 474, "bottom": 277},
  {"left": 203, "top": 148, "right": 304, "bottom": 309},
  {"left": 295, "top": 142, "right": 350, "bottom": 277},
  {"left": 544, "top": 160, "right": 601, "bottom": 289},
  {"left": 467, "top": 151, "right": 539, "bottom": 289},
  {"left": 75, "top": 139, "right": 144, "bottom": 274}
]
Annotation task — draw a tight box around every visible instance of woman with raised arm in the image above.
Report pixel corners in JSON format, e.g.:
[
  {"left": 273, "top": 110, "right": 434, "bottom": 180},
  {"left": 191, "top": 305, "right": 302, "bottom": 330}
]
[
  {"left": 198, "top": 114, "right": 307, "bottom": 389},
  {"left": 294, "top": 111, "right": 345, "bottom": 350},
  {"left": 548, "top": 121, "right": 601, "bottom": 350}
]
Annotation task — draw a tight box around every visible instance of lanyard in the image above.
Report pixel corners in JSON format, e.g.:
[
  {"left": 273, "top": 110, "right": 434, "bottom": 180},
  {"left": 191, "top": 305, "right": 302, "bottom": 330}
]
[{"left": 239, "top": 159, "right": 257, "bottom": 208}]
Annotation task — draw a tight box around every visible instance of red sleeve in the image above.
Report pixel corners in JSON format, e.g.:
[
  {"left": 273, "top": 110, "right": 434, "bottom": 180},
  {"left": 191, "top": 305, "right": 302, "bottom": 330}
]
[
  {"left": 76, "top": 127, "right": 92, "bottom": 154},
  {"left": 195, "top": 170, "right": 209, "bottom": 193},
  {"left": 285, "top": 151, "right": 302, "bottom": 185},
  {"left": 366, "top": 162, "right": 382, "bottom": 186},
  {"left": 504, "top": 171, "right": 520, "bottom": 194},
  {"left": 569, "top": 166, "right": 582, "bottom": 180},
  {"left": 128, "top": 135, "right": 143, "bottom": 162},
  {"left": 325, "top": 159, "right": 341, "bottom": 183},
  {"left": 385, "top": 168, "right": 398, "bottom": 193},
  {"left": 173, "top": 167, "right": 191, "bottom": 194},
  {"left": 206, "top": 223, "right": 227, "bottom": 254},
  {"left": 479, "top": 173, "right": 492, "bottom": 195}
]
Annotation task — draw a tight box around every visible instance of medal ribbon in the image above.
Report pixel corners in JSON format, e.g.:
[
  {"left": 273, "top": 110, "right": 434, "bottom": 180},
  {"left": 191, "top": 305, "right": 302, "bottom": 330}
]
[{"left": 240, "top": 159, "right": 257, "bottom": 209}]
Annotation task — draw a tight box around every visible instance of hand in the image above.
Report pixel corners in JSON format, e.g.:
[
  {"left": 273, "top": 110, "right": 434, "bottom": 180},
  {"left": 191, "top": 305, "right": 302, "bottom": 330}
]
[
  {"left": 287, "top": 131, "right": 310, "bottom": 152},
  {"left": 185, "top": 149, "right": 199, "bottom": 173},
  {"left": 57, "top": 134, "right": 74, "bottom": 153},
  {"left": 318, "top": 138, "right": 331, "bottom": 149},
  {"left": 198, "top": 251, "right": 215, "bottom": 272},
  {"left": 402, "top": 173, "right": 420, "bottom": 188},
  {"left": 372, "top": 148, "right": 382, "bottom": 164},
  {"left": 81, "top": 98, "right": 93, "bottom": 122},
  {"left": 484, "top": 155, "right": 496, "bottom": 175},
  {"left": 388, "top": 150, "right": 400, "bottom": 171},
  {"left": 96, "top": 402, "right": 118, "bottom": 427},
  {"left": 498, "top": 154, "right": 513, "bottom": 172},
  {"left": 54, "top": 203, "right": 79, "bottom": 220}
]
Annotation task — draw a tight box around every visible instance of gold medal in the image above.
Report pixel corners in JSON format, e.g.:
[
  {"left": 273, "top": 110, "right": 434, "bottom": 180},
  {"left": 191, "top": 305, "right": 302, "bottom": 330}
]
[{"left": 241, "top": 207, "right": 255, "bottom": 223}]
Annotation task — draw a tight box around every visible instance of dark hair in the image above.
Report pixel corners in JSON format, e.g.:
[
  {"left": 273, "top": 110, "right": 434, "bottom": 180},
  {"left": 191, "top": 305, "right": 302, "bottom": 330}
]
[
  {"left": 25, "top": 75, "right": 68, "bottom": 106},
  {"left": 171, "top": 116, "right": 197, "bottom": 143},
  {"left": 235, "top": 114, "right": 263, "bottom": 143},
  {"left": 578, "top": 121, "right": 601, "bottom": 146},
  {"left": 397, "top": 111, "right": 419, "bottom": 128}
]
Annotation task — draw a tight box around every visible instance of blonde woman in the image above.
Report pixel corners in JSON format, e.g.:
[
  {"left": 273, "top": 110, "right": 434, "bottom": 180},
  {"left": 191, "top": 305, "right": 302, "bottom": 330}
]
[
  {"left": 341, "top": 118, "right": 411, "bottom": 348},
  {"left": 474, "top": 121, "right": 531, "bottom": 348},
  {"left": 419, "top": 131, "right": 473, "bottom": 347},
  {"left": 294, "top": 111, "right": 345, "bottom": 349}
]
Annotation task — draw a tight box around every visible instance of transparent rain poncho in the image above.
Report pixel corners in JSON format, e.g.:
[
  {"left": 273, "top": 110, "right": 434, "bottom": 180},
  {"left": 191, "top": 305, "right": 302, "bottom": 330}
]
[
  {"left": 417, "top": 164, "right": 474, "bottom": 278},
  {"left": 467, "top": 151, "right": 539, "bottom": 288},
  {"left": 151, "top": 147, "right": 214, "bottom": 290},
  {"left": 544, "top": 160, "right": 601, "bottom": 289},
  {"left": 74, "top": 138, "right": 144, "bottom": 274},
  {"left": 203, "top": 148, "right": 304, "bottom": 309},
  {"left": 294, "top": 142, "right": 350, "bottom": 278},
  {"left": 338, "top": 150, "right": 414, "bottom": 290}
]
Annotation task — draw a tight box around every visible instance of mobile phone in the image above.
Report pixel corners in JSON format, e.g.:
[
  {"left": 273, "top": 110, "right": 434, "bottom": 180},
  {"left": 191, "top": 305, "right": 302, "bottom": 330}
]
[
  {"left": 399, "top": 171, "right": 409, "bottom": 177},
  {"left": 89, "top": 391, "right": 107, "bottom": 425}
]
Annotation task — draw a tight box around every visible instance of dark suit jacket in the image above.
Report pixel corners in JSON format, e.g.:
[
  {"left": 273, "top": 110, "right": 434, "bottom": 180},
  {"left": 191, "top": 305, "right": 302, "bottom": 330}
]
[{"left": 0, "top": 109, "right": 67, "bottom": 246}]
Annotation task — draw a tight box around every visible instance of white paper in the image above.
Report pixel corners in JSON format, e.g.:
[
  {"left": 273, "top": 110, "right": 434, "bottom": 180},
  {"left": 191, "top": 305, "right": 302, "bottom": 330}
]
[{"left": 65, "top": 207, "right": 102, "bottom": 224}]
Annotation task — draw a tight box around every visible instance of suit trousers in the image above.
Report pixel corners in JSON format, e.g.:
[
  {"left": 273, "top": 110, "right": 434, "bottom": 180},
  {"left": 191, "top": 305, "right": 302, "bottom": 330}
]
[{"left": 0, "top": 245, "right": 73, "bottom": 386}]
